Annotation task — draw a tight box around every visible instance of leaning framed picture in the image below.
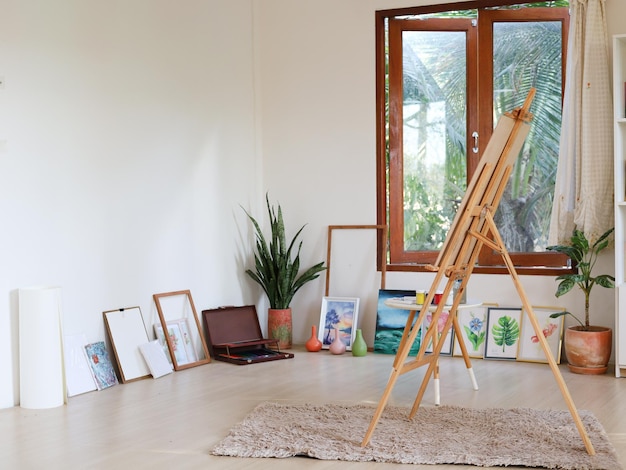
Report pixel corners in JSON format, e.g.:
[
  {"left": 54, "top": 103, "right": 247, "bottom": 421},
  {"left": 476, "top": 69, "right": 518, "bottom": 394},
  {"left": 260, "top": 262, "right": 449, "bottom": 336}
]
[
  {"left": 517, "top": 306, "right": 565, "bottom": 364},
  {"left": 374, "top": 289, "right": 421, "bottom": 355},
  {"left": 318, "top": 297, "right": 359, "bottom": 350},
  {"left": 103, "top": 307, "right": 151, "bottom": 383},
  {"left": 154, "top": 322, "right": 190, "bottom": 366},
  {"left": 484, "top": 307, "right": 522, "bottom": 360},
  {"left": 453, "top": 304, "right": 494, "bottom": 359},
  {"left": 153, "top": 290, "right": 210, "bottom": 370},
  {"left": 421, "top": 310, "right": 454, "bottom": 356}
]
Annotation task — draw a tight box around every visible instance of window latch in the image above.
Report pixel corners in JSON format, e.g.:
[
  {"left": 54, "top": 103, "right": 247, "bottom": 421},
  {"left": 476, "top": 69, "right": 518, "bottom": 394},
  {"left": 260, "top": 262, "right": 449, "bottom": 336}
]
[{"left": 472, "top": 131, "right": 479, "bottom": 154}]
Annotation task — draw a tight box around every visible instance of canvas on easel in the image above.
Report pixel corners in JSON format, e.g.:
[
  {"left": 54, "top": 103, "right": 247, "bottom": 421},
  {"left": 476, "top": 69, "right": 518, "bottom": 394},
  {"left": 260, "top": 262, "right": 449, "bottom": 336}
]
[{"left": 361, "top": 89, "right": 596, "bottom": 456}]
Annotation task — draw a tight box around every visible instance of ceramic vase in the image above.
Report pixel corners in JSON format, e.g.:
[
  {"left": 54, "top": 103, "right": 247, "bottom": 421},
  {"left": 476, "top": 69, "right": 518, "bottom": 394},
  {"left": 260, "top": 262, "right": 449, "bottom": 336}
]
[
  {"left": 268, "top": 308, "right": 292, "bottom": 349},
  {"left": 329, "top": 328, "right": 346, "bottom": 355},
  {"left": 351, "top": 329, "right": 367, "bottom": 357},
  {"left": 564, "top": 326, "right": 612, "bottom": 375},
  {"left": 305, "top": 325, "right": 323, "bottom": 352}
]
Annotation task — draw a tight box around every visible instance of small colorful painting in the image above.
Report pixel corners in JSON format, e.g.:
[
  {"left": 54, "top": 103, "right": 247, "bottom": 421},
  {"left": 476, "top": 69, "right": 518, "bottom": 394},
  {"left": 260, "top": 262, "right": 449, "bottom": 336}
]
[
  {"left": 373, "top": 289, "right": 421, "bottom": 355},
  {"left": 84, "top": 341, "right": 118, "bottom": 390},
  {"left": 155, "top": 322, "right": 191, "bottom": 365},
  {"left": 453, "top": 306, "right": 489, "bottom": 358},
  {"left": 421, "top": 310, "right": 454, "bottom": 355},
  {"left": 484, "top": 307, "right": 522, "bottom": 360},
  {"left": 517, "top": 307, "right": 564, "bottom": 364},
  {"left": 318, "top": 297, "right": 359, "bottom": 350}
]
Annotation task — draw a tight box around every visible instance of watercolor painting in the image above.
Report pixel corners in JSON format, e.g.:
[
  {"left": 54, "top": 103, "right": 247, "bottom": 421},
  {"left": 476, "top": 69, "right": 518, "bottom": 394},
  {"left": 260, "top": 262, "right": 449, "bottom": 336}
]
[
  {"left": 453, "top": 306, "right": 488, "bottom": 358},
  {"left": 84, "top": 341, "right": 118, "bottom": 390},
  {"left": 517, "top": 307, "right": 564, "bottom": 363},
  {"left": 318, "top": 297, "right": 359, "bottom": 350}
]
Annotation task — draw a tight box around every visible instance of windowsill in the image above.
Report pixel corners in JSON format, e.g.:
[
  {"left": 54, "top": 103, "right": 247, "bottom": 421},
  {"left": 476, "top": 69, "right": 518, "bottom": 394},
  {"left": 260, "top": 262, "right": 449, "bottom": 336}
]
[{"left": 385, "top": 263, "right": 575, "bottom": 276}]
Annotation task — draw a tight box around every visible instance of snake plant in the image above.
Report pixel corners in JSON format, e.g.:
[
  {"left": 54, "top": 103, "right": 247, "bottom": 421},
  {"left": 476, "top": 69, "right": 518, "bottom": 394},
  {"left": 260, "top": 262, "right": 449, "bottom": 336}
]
[{"left": 242, "top": 194, "right": 326, "bottom": 309}]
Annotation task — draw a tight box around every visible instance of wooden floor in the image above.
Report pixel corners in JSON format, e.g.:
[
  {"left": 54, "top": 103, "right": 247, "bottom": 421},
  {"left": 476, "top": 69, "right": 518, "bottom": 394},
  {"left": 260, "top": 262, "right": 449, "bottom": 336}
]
[{"left": 1, "top": 346, "right": 625, "bottom": 469}]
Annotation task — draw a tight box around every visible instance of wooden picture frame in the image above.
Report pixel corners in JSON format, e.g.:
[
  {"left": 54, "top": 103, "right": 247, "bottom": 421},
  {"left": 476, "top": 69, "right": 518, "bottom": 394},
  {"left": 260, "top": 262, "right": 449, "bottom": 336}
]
[
  {"left": 318, "top": 296, "right": 359, "bottom": 350},
  {"left": 103, "top": 307, "right": 151, "bottom": 383},
  {"left": 153, "top": 290, "right": 211, "bottom": 370},
  {"left": 484, "top": 307, "right": 522, "bottom": 360},
  {"left": 517, "top": 306, "right": 565, "bottom": 364}
]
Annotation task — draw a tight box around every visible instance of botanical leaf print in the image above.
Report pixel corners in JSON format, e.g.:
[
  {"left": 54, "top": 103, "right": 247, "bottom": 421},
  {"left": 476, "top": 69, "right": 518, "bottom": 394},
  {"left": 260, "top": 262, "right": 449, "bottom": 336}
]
[{"left": 492, "top": 315, "right": 520, "bottom": 352}]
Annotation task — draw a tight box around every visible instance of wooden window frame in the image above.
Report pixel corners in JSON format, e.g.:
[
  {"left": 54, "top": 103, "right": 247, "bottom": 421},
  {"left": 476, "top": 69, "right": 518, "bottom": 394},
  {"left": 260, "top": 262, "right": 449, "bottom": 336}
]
[{"left": 376, "top": 1, "right": 573, "bottom": 275}]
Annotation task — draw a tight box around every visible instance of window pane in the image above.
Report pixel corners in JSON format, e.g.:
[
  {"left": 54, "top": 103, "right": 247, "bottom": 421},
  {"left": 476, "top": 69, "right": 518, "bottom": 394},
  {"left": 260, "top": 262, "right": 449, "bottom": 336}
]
[
  {"left": 492, "top": 20, "right": 563, "bottom": 252},
  {"left": 402, "top": 31, "right": 467, "bottom": 251}
]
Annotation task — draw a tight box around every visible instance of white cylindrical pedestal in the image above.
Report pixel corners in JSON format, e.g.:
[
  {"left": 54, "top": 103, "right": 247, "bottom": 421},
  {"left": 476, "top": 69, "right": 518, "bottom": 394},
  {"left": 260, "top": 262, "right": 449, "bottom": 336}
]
[{"left": 19, "top": 286, "right": 65, "bottom": 409}]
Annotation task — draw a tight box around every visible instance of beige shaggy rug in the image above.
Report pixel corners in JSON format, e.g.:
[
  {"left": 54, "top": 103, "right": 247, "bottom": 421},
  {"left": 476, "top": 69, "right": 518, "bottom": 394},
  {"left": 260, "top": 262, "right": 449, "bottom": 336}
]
[{"left": 211, "top": 402, "right": 622, "bottom": 469}]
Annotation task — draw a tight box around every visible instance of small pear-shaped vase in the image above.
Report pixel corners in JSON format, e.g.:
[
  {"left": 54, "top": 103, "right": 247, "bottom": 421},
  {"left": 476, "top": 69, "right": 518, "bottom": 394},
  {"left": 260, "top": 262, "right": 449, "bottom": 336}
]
[
  {"left": 351, "top": 329, "right": 367, "bottom": 357},
  {"left": 329, "top": 328, "right": 346, "bottom": 355},
  {"left": 305, "top": 325, "right": 323, "bottom": 352}
]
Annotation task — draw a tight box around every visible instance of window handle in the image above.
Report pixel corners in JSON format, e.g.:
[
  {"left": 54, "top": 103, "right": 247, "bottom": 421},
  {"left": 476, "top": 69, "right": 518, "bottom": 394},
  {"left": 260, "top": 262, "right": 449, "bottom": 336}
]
[{"left": 472, "top": 131, "right": 479, "bottom": 154}]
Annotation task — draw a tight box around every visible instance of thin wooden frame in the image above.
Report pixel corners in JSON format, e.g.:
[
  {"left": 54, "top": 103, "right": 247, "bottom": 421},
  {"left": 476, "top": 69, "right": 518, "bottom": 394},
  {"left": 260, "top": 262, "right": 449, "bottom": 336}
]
[
  {"left": 517, "top": 306, "right": 565, "bottom": 364},
  {"left": 103, "top": 307, "right": 151, "bottom": 383},
  {"left": 484, "top": 307, "right": 522, "bottom": 360},
  {"left": 153, "top": 290, "right": 210, "bottom": 370},
  {"left": 318, "top": 296, "right": 360, "bottom": 351}
]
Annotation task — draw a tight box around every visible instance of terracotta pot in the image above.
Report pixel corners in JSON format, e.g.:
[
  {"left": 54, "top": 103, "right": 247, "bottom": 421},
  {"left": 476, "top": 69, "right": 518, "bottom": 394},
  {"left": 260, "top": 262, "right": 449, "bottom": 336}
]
[
  {"left": 268, "top": 308, "right": 292, "bottom": 349},
  {"left": 564, "top": 326, "right": 612, "bottom": 375}
]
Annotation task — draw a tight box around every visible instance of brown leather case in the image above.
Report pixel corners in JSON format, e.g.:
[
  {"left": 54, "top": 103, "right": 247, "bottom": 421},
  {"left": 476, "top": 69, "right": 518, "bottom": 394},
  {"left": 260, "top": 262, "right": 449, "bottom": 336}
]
[{"left": 201, "top": 305, "right": 294, "bottom": 365}]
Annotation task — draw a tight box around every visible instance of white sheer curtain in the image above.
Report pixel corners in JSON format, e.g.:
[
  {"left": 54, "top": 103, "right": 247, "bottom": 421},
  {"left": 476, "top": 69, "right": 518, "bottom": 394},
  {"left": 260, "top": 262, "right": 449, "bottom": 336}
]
[{"left": 548, "top": 0, "right": 613, "bottom": 245}]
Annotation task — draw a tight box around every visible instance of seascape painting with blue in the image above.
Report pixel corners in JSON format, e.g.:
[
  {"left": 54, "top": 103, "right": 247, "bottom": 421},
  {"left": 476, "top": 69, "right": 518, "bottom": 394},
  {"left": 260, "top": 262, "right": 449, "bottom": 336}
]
[
  {"left": 320, "top": 297, "right": 358, "bottom": 349},
  {"left": 374, "top": 289, "right": 421, "bottom": 355}
]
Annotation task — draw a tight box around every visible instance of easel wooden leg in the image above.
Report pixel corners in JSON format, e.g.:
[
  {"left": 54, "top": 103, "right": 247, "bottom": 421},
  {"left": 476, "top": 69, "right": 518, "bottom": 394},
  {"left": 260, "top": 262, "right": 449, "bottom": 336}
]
[
  {"left": 452, "top": 312, "right": 479, "bottom": 390},
  {"left": 483, "top": 211, "right": 596, "bottom": 456},
  {"left": 361, "top": 305, "right": 427, "bottom": 447}
]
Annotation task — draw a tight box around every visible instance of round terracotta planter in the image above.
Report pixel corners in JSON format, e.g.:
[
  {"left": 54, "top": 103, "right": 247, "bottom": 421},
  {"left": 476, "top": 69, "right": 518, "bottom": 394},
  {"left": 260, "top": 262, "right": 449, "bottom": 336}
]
[
  {"left": 564, "top": 326, "right": 612, "bottom": 375},
  {"left": 268, "top": 308, "right": 292, "bottom": 349}
]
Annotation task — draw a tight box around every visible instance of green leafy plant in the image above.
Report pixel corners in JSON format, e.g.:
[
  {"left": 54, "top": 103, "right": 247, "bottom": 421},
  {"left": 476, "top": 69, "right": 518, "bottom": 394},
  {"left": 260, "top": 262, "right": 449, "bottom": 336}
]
[
  {"left": 492, "top": 315, "right": 520, "bottom": 352},
  {"left": 242, "top": 194, "right": 326, "bottom": 310},
  {"left": 546, "top": 228, "right": 615, "bottom": 330}
]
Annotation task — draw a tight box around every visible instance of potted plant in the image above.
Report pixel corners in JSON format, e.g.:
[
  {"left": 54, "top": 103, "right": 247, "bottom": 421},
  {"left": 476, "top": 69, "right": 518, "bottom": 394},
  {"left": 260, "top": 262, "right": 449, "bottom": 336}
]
[
  {"left": 242, "top": 194, "right": 326, "bottom": 349},
  {"left": 546, "top": 227, "right": 615, "bottom": 374}
]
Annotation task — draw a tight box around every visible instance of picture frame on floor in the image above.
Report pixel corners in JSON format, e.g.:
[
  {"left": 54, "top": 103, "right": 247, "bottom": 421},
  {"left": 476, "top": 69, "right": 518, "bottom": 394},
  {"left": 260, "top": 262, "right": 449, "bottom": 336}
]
[
  {"left": 517, "top": 306, "right": 564, "bottom": 364},
  {"left": 453, "top": 304, "right": 494, "bottom": 359},
  {"left": 484, "top": 307, "right": 522, "bottom": 360},
  {"left": 153, "top": 290, "right": 211, "bottom": 370},
  {"left": 373, "top": 289, "right": 421, "bottom": 355},
  {"left": 103, "top": 307, "right": 151, "bottom": 383},
  {"left": 318, "top": 296, "right": 359, "bottom": 350},
  {"left": 421, "top": 310, "right": 454, "bottom": 356}
]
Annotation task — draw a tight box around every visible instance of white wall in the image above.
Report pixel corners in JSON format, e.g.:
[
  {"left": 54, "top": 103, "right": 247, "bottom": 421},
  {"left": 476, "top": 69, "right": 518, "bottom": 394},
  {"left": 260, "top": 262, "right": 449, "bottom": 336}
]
[
  {"left": 257, "top": 0, "right": 626, "bottom": 352},
  {"left": 1, "top": 0, "right": 624, "bottom": 409},
  {"left": 0, "top": 0, "right": 259, "bottom": 407}
]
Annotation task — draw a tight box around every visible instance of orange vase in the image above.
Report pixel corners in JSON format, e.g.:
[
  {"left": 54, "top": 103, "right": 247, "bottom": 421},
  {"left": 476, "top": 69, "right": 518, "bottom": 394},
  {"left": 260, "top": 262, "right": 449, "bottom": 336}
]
[
  {"left": 305, "top": 325, "right": 323, "bottom": 352},
  {"left": 268, "top": 308, "right": 292, "bottom": 349}
]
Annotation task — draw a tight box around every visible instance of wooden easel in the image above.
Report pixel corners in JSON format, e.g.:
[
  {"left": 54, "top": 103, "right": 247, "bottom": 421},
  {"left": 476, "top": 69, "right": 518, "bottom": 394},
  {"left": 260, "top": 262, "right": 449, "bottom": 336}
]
[{"left": 361, "top": 89, "right": 595, "bottom": 455}]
